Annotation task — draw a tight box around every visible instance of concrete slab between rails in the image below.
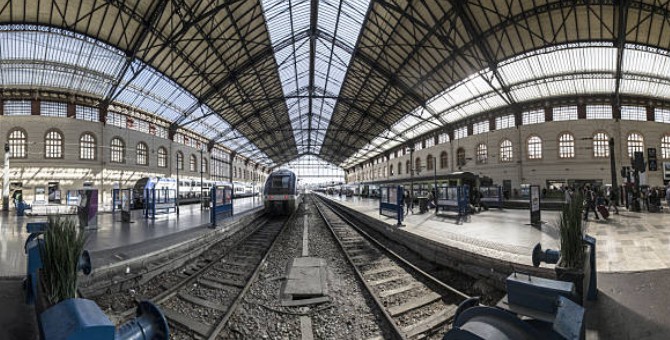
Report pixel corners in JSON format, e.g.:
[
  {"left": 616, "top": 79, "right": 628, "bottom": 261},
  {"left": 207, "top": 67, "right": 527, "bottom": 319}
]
[
  {"left": 78, "top": 207, "right": 265, "bottom": 297},
  {"left": 283, "top": 257, "right": 328, "bottom": 299}
]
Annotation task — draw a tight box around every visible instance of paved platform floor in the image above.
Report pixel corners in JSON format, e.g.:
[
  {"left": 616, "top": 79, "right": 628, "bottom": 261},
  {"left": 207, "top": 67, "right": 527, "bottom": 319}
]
[
  {"left": 0, "top": 197, "right": 263, "bottom": 277},
  {"left": 319, "top": 194, "right": 670, "bottom": 273}
]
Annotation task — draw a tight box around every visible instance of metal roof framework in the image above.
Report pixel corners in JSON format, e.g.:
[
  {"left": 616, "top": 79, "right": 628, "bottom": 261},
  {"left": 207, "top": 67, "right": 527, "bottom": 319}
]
[{"left": 2, "top": 1, "right": 670, "bottom": 169}]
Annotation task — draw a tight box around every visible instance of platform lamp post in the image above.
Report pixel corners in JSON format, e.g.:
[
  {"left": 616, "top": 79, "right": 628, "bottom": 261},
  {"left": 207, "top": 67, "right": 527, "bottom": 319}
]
[
  {"left": 3, "top": 144, "right": 10, "bottom": 212},
  {"left": 408, "top": 145, "right": 415, "bottom": 199},
  {"left": 176, "top": 152, "right": 180, "bottom": 216},
  {"left": 609, "top": 137, "right": 618, "bottom": 203},
  {"left": 200, "top": 148, "right": 204, "bottom": 210}
]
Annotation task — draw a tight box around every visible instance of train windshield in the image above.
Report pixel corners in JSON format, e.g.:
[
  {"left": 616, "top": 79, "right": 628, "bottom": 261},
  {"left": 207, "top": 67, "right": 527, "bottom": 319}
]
[{"left": 272, "top": 176, "right": 290, "bottom": 189}]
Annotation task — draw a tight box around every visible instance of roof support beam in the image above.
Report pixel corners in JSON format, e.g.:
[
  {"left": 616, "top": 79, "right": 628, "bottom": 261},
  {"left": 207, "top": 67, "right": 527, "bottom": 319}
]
[
  {"left": 307, "top": 0, "right": 318, "bottom": 152},
  {"left": 614, "top": 0, "right": 630, "bottom": 108},
  {"left": 450, "top": 0, "right": 519, "bottom": 111},
  {"left": 100, "top": 0, "right": 168, "bottom": 109}
]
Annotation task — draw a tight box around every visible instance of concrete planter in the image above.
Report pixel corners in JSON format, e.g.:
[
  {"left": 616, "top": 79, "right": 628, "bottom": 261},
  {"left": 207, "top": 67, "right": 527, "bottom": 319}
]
[{"left": 555, "top": 246, "right": 591, "bottom": 305}]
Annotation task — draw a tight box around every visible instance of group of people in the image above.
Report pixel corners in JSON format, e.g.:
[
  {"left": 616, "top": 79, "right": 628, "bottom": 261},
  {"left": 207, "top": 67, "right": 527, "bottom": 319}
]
[
  {"left": 562, "top": 185, "right": 619, "bottom": 221},
  {"left": 563, "top": 183, "right": 670, "bottom": 221},
  {"left": 402, "top": 188, "right": 437, "bottom": 215}
]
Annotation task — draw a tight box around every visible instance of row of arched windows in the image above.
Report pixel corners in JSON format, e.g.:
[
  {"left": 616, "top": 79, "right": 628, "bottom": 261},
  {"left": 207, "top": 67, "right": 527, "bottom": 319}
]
[
  {"left": 354, "top": 132, "right": 670, "bottom": 180},
  {"left": 6, "top": 129, "right": 207, "bottom": 172}
]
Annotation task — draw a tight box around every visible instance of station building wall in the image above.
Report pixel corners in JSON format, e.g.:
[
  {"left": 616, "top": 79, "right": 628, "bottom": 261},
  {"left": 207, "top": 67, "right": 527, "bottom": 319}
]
[
  {"left": 347, "top": 119, "right": 669, "bottom": 190},
  {"left": 0, "top": 116, "right": 267, "bottom": 208}
]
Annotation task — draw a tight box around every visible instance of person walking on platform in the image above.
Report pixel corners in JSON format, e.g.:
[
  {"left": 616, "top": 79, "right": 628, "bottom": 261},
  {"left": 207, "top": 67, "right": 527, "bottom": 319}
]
[
  {"left": 405, "top": 190, "right": 413, "bottom": 215},
  {"left": 608, "top": 187, "right": 619, "bottom": 215},
  {"left": 666, "top": 185, "right": 670, "bottom": 210},
  {"left": 583, "top": 187, "right": 600, "bottom": 221}
]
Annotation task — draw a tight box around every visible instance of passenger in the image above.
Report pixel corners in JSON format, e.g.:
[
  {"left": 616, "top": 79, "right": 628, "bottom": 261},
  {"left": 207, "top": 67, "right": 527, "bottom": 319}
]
[
  {"left": 608, "top": 187, "right": 619, "bottom": 215},
  {"left": 564, "top": 186, "right": 572, "bottom": 204},
  {"left": 583, "top": 187, "right": 600, "bottom": 221},
  {"left": 405, "top": 190, "right": 413, "bottom": 215}
]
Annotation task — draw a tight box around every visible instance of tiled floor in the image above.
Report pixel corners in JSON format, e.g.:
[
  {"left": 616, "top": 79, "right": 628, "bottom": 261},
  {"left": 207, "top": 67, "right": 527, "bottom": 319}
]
[
  {"left": 319, "top": 193, "right": 670, "bottom": 273},
  {"left": 0, "top": 196, "right": 263, "bottom": 277}
]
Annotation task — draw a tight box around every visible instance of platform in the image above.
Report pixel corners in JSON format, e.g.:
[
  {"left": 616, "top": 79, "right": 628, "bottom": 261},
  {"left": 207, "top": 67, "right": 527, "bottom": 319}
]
[
  {"left": 0, "top": 197, "right": 263, "bottom": 277},
  {"left": 317, "top": 194, "right": 670, "bottom": 273}
]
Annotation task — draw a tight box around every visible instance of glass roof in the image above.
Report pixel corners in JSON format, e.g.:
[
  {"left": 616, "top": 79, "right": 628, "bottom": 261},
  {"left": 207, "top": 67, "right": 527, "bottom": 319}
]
[
  {"left": 277, "top": 154, "right": 345, "bottom": 185},
  {"left": 341, "top": 42, "right": 670, "bottom": 168},
  {"left": 0, "top": 26, "right": 271, "bottom": 164},
  {"left": 261, "top": 0, "right": 370, "bottom": 155}
]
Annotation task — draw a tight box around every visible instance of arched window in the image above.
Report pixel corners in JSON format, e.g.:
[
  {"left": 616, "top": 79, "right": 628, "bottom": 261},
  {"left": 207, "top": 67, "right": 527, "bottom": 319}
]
[
  {"left": 406, "top": 160, "right": 410, "bottom": 174},
  {"left": 661, "top": 135, "right": 670, "bottom": 159},
  {"left": 499, "top": 139, "right": 513, "bottom": 162},
  {"left": 176, "top": 151, "right": 184, "bottom": 170},
  {"left": 440, "top": 151, "right": 448, "bottom": 169},
  {"left": 389, "top": 164, "right": 394, "bottom": 176},
  {"left": 398, "top": 162, "right": 402, "bottom": 175},
  {"left": 80, "top": 133, "right": 96, "bottom": 160},
  {"left": 190, "top": 154, "right": 197, "bottom": 172},
  {"left": 456, "top": 148, "right": 466, "bottom": 166},
  {"left": 593, "top": 132, "right": 609, "bottom": 158},
  {"left": 202, "top": 158, "right": 208, "bottom": 173},
  {"left": 415, "top": 157, "right": 421, "bottom": 173},
  {"left": 426, "top": 155, "right": 434, "bottom": 170},
  {"left": 558, "top": 133, "right": 575, "bottom": 159},
  {"left": 476, "top": 144, "right": 487, "bottom": 164},
  {"left": 233, "top": 167, "right": 237, "bottom": 178},
  {"left": 45, "top": 129, "right": 63, "bottom": 158},
  {"left": 157, "top": 147, "right": 168, "bottom": 168},
  {"left": 627, "top": 133, "right": 644, "bottom": 157},
  {"left": 527, "top": 136, "right": 542, "bottom": 159},
  {"left": 136, "top": 142, "right": 148, "bottom": 165},
  {"left": 110, "top": 137, "right": 125, "bottom": 163},
  {"left": 8, "top": 129, "right": 27, "bottom": 158}
]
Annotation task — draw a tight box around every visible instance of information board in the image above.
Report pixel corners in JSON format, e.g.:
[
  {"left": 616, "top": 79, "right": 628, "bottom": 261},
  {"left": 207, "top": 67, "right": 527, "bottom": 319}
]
[{"left": 530, "top": 185, "right": 541, "bottom": 226}]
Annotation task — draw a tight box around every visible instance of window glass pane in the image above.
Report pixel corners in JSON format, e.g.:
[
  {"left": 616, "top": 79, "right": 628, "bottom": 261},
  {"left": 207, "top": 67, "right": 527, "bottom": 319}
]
[
  {"left": 76, "top": 105, "right": 99, "bottom": 121},
  {"left": 136, "top": 143, "right": 148, "bottom": 165},
  {"left": 473, "top": 121, "right": 490, "bottom": 135},
  {"left": 522, "top": 109, "right": 545, "bottom": 125},
  {"left": 655, "top": 108, "right": 670, "bottom": 123},
  {"left": 425, "top": 137, "right": 435, "bottom": 148},
  {"left": 4, "top": 100, "right": 31, "bottom": 116},
  {"left": 45, "top": 130, "right": 63, "bottom": 158},
  {"left": 111, "top": 138, "right": 125, "bottom": 163},
  {"left": 8, "top": 130, "right": 27, "bottom": 158},
  {"left": 662, "top": 136, "right": 670, "bottom": 159},
  {"left": 627, "top": 133, "right": 644, "bottom": 157},
  {"left": 41, "top": 101, "right": 67, "bottom": 117},
  {"left": 454, "top": 127, "right": 467, "bottom": 140},
  {"left": 586, "top": 105, "right": 613, "bottom": 119},
  {"left": 500, "top": 139, "right": 513, "bottom": 162},
  {"left": 559, "top": 133, "right": 575, "bottom": 158},
  {"left": 593, "top": 132, "right": 609, "bottom": 158},
  {"left": 553, "top": 106, "right": 578, "bottom": 121},
  {"left": 107, "top": 112, "right": 127, "bottom": 128},
  {"left": 158, "top": 147, "right": 167, "bottom": 168},
  {"left": 621, "top": 106, "right": 647, "bottom": 121},
  {"left": 80, "top": 133, "right": 96, "bottom": 160},
  {"left": 527, "top": 136, "right": 543, "bottom": 159},
  {"left": 438, "top": 132, "right": 450, "bottom": 144},
  {"left": 476, "top": 144, "right": 488, "bottom": 164},
  {"left": 496, "top": 114, "right": 515, "bottom": 130}
]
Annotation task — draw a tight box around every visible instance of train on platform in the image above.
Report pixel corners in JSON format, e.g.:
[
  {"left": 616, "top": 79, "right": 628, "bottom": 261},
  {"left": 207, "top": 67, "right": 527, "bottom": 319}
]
[
  {"left": 263, "top": 170, "right": 302, "bottom": 215},
  {"left": 132, "top": 177, "right": 258, "bottom": 208}
]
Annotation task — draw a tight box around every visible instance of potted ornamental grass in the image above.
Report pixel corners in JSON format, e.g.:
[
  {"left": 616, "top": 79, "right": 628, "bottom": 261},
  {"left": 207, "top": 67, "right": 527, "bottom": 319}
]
[
  {"left": 37, "top": 216, "right": 88, "bottom": 312},
  {"left": 555, "top": 192, "right": 589, "bottom": 304}
]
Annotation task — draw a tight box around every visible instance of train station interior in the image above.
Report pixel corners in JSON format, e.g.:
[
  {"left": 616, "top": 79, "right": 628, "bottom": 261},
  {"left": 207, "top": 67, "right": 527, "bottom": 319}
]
[{"left": 1, "top": 1, "right": 669, "bottom": 339}]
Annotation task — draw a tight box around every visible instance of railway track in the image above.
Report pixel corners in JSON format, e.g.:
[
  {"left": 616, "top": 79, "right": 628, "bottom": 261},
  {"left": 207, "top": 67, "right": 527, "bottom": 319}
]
[
  {"left": 312, "top": 195, "right": 470, "bottom": 339},
  {"left": 108, "top": 213, "right": 293, "bottom": 339}
]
